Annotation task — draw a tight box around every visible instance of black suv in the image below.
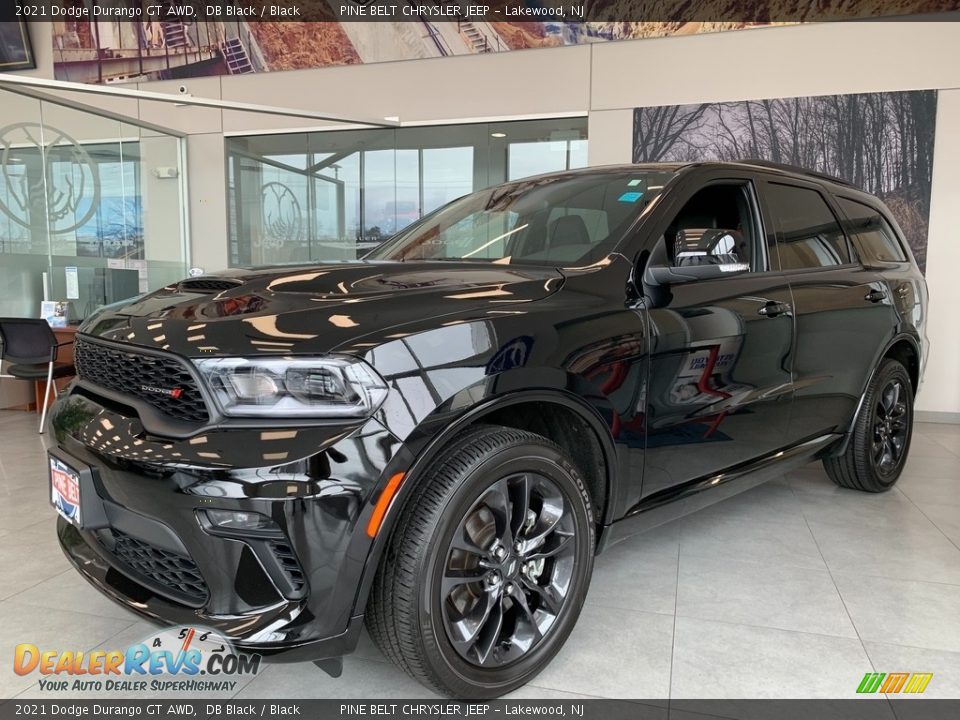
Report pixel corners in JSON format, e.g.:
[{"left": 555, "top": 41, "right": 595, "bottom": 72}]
[{"left": 49, "top": 161, "right": 927, "bottom": 697}]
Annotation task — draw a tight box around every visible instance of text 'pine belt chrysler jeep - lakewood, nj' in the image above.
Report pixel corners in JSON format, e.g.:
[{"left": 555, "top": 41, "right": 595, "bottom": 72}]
[{"left": 48, "top": 161, "right": 927, "bottom": 698}]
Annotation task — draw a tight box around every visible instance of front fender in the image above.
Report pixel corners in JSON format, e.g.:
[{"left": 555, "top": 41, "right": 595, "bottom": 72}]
[{"left": 375, "top": 368, "right": 621, "bottom": 524}]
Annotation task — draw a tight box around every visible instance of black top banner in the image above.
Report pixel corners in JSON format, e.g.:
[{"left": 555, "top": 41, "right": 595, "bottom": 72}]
[{"left": 5, "top": 0, "right": 960, "bottom": 24}]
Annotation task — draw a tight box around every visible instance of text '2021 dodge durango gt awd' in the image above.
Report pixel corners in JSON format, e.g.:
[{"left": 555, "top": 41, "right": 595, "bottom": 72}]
[{"left": 48, "top": 161, "right": 927, "bottom": 697}]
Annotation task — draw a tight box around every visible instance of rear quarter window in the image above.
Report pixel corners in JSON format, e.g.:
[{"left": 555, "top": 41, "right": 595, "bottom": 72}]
[{"left": 836, "top": 196, "right": 908, "bottom": 263}]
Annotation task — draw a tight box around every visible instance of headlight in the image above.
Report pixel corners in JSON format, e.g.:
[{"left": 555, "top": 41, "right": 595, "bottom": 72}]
[{"left": 194, "top": 356, "right": 388, "bottom": 418}]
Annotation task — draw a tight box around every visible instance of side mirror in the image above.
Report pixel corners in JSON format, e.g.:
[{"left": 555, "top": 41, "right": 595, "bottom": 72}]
[{"left": 643, "top": 230, "right": 749, "bottom": 286}]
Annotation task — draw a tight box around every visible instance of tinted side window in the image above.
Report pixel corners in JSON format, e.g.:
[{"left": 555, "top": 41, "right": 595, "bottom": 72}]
[
  {"left": 665, "top": 184, "right": 754, "bottom": 271},
  {"left": 766, "top": 183, "right": 849, "bottom": 270},
  {"left": 837, "top": 197, "right": 907, "bottom": 263}
]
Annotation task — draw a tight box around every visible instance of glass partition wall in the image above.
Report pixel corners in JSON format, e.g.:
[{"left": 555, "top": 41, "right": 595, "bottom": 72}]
[
  {"left": 226, "top": 117, "right": 587, "bottom": 266},
  {"left": 0, "top": 88, "right": 188, "bottom": 321}
]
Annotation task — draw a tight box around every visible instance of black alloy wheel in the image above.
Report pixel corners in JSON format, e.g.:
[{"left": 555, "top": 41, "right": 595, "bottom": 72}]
[
  {"left": 824, "top": 358, "right": 914, "bottom": 492},
  {"left": 366, "top": 426, "right": 595, "bottom": 698},
  {"left": 440, "top": 472, "right": 576, "bottom": 667},
  {"left": 872, "top": 378, "right": 909, "bottom": 477}
]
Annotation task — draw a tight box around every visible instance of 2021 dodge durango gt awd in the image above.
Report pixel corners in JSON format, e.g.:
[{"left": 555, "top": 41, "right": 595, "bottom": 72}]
[{"left": 49, "top": 161, "right": 928, "bottom": 697}]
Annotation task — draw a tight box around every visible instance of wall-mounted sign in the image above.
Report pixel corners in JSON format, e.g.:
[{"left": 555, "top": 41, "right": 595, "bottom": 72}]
[{"left": 64, "top": 267, "right": 79, "bottom": 300}]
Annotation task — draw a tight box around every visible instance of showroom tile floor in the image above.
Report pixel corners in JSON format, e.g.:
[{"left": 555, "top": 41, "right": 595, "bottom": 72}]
[{"left": 1, "top": 409, "right": 958, "bottom": 701}]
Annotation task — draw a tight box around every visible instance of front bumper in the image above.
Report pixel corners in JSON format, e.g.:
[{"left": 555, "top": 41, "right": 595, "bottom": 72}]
[{"left": 49, "top": 390, "right": 408, "bottom": 661}]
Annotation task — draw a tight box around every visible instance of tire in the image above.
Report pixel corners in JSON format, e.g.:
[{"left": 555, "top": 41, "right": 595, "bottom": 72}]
[
  {"left": 366, "top": 425, "right": 596, "bottom": 698},
  {"left": 823, "top": 358, "right": 914, "bottom": 492}
]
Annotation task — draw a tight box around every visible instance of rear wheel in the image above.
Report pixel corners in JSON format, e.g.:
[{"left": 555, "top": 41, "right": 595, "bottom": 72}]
[
  {"left": 366, "top": 426, "right": 595, "bottom": 698},
  {"left": 823, "top": 358, "right": 913, "bottom": 492}
]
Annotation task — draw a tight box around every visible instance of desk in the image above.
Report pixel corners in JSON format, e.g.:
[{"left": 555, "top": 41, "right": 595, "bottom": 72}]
[{"left": 34, "top": 326, "right": 78, "bottom": 414}]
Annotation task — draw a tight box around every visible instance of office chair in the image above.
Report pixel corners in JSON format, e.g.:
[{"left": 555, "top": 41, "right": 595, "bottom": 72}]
[{"left": 0, "top": 319, "right": 76, "bottom": 433}]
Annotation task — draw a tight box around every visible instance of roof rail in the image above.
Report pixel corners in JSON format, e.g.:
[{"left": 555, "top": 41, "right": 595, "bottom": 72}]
[{"left": 738, "top": 159, "right": 857, "bottom": 188}]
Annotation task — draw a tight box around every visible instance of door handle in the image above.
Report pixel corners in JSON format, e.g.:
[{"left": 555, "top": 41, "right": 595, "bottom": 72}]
[
  {"left": 758, "top": 301, "right": 791, "bottom": 318},
  {"left": 865, "top": 289, "right": 887, "bottom": 303}
]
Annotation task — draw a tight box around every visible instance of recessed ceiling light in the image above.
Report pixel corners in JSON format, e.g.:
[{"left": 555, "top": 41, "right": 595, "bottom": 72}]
[{"left": 491, "top": 132, "right": 507, "bottom": 138}]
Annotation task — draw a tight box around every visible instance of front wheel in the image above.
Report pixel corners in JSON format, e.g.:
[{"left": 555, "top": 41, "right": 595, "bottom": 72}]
[
  {"left": 823, "top": 358, "right": 914, "bottom": 492},
  {"left": 366, "top": 426, "right": 595, "bottom": 698}
]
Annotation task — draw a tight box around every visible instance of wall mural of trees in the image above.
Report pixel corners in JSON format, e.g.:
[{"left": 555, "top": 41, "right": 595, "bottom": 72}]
[{"left": 632, "top": 90, "right": 938, "bottom": 270}]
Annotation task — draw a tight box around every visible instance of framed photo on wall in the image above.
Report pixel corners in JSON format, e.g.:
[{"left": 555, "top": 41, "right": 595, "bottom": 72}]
[{"left": 0, "top": 21, "right": 35, "bottom": 72}]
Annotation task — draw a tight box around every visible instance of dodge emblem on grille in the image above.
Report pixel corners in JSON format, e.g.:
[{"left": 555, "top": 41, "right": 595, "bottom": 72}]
[{"left": 141, "top": 385, "right": 183, "bottom": 399}]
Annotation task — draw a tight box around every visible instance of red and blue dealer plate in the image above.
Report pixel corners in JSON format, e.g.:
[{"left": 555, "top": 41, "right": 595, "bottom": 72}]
[{"left": 49, "top": 455, "right": 81, "bottom": 526}]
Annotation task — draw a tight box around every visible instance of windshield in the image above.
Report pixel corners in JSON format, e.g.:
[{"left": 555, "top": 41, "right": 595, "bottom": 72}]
[{"left": 366, "top": 171, "right": 676, "bottom": 266}]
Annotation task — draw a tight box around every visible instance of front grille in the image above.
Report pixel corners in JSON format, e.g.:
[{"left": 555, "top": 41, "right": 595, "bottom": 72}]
[
  {"left": 109, "top": 531, "right": 209, "bottom": 606},
  {"left": 74, "top": 338, "right": 209, "bottom": 424},
  {"left": 268, "top": 540, "right": 306, "bottom": 596}
]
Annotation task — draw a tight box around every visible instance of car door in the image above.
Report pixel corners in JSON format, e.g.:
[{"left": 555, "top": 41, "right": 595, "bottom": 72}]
[
  {"left": 758, "top": 179, "right": 897, "bottom": 442},
  {"left": 636, "top": 171, "right": 796, "bottom": 501}
]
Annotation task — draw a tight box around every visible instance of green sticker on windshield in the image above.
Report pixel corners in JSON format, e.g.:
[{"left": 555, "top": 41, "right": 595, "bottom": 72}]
[
  {"left": 618, "top": 191, "right": 644, "bottom": 203},
  {"left": 627, "top": 179, "right": 643, "bottom": 187}
]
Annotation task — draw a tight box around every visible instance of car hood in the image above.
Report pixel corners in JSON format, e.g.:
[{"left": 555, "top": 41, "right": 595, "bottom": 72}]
[{"left": 80, "top": 261, "right": 564, "bottom": 357}]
